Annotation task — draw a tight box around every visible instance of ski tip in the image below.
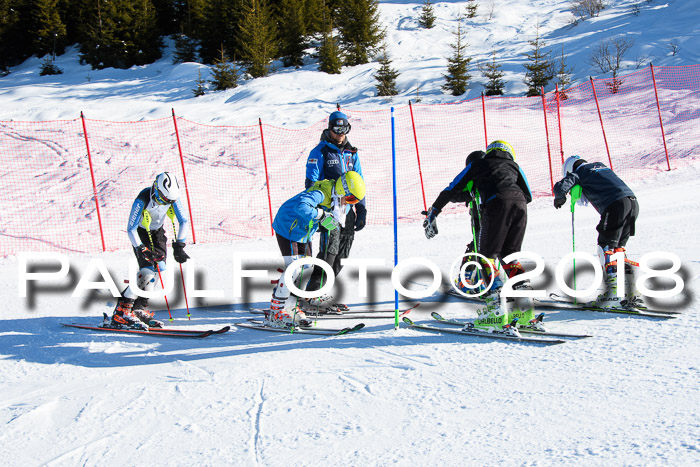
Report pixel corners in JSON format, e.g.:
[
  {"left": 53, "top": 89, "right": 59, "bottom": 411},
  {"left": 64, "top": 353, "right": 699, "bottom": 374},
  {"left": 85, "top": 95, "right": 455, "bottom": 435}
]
[{"left": 402, "top": 316, "right": 414, "bottom": 325}]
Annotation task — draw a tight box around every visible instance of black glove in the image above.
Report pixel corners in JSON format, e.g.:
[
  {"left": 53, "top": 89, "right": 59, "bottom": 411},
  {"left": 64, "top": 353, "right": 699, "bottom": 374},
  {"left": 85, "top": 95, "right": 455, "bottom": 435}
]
[
  {"left": 553, "top": 197, "right": 567, "bottom": 209},
  {"left": 172, "top": 241, "right": 190, "bottom": 263},
  {"left": 136, "top": 244, "right": 157, "bottom": 264},
  {"left": 421, "top": 206, "right": 440, "bottom": 239},
  {"left": 354, "top": 203, "right": 367, "bottom": 231}
]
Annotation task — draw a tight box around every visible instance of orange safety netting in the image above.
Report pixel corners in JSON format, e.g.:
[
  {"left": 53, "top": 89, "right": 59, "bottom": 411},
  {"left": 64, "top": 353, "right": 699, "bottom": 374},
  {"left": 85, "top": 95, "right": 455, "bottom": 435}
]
[{"left": 1, "top": 64, "right": 699, "bottom": 255}]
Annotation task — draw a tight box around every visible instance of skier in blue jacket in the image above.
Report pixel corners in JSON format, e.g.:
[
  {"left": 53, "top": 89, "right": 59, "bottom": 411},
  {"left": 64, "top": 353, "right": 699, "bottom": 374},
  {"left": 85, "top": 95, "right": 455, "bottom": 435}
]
[
  {"left": 303, "top": 111, "right": 367, "bottom": 312},
  {"left": 111, "top": 172, "right": 190, "bottom": 330},
  {"left": 269, "top": 171, "right": 366, "bottom": 328},
  {"left": 553, "top": 155, "right": 639, "bottom": 308}
]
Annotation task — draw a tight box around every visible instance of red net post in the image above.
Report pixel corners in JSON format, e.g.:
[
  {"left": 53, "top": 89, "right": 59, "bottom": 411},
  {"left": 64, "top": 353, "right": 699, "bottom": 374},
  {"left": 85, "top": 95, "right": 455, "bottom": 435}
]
[
  {"left": 258, "top": 118, "right": 274, "bottom": 236},
  {"left": 649, "top": 64, "right": 672, "bottom": 171},
  {"left": 590, "top": 76, "right": 613, "bottom": 170},
  {"left": 171, "top": 108, "right": 197, "bottom": 243},
  {"left": 555, "top": 84, "right": 564, "bottom": 162},
  {"left": 540, "top": 87, "right": 555, "bottom": 192},
  {"left": 81, "top": 112, "right": 106, "bottom": 251},
  {"left": 481, "top": 93, "right": 488, "bottom": 147},
  {"left": 408, "top": 101, "right": 428, "bottom": 211}
]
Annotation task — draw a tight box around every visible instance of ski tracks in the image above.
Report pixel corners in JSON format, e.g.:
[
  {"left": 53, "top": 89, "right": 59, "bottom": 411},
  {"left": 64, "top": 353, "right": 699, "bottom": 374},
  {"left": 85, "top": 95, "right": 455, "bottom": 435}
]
[{"left": 247, "top": 380, "right": 265, "bottom": 466}]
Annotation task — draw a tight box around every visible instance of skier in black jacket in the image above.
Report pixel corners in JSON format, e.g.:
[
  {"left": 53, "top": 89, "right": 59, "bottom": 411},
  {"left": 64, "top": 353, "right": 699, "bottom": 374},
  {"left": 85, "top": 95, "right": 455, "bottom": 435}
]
[
  {"left": 423, "top": 140, "right": 533, "bottom": 335},
  {"left": 553, "top": 155, "right": 639, "bottom": 308}
]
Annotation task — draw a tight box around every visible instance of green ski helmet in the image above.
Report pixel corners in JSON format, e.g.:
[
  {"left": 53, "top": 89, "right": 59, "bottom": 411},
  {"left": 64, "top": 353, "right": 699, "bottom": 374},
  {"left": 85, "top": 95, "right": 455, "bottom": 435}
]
[
  {"left": 486, "top": 140, "right": 516, "bottom": 161},
  {"left": 335, "top": 171, "right": 365, "bottom": 204}
]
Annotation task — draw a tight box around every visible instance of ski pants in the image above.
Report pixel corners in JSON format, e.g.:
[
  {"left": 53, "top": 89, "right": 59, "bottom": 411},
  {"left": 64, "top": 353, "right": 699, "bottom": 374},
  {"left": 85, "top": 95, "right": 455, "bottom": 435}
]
[
  {"left": 477, "top": 197, "right": 527, "bottom": 262},
  {"left": 597, "top": 196, "right": 639, "bottom": 249},
  {"left": 306, "top": 208, "right": 356, "bottom": 292}
]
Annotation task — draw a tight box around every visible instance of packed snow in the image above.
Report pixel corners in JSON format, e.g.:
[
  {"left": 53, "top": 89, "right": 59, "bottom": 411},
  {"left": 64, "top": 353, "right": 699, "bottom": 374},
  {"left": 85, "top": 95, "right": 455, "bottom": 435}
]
[{"left": 1, "top": 0, "right": 699, "bottom": 465}]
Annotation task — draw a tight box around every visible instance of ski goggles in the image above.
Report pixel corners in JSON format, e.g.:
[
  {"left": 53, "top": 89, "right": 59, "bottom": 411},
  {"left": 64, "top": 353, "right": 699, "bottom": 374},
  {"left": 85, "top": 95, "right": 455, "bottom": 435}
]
[
  {"left": 152, "top": 186, "right": 173, "bottom": 205},
  {"left": 331, "top": 124, "right": 350, "bottom": 135},
  {"left": 343, "top": 194, "right": 360, "bottom": 205}
]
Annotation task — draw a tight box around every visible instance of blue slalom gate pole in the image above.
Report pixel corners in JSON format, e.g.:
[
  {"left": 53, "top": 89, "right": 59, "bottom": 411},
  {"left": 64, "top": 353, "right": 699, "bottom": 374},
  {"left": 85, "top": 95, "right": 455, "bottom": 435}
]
[{"left": 391, "top": 107, "right": 399, "bottom": 328}]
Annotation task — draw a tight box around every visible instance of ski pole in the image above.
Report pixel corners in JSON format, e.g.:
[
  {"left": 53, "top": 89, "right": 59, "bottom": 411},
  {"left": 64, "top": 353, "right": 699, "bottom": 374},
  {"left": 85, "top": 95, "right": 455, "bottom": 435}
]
[
  {"left": 569, "top": 185, "right": 583, "bottom": 304},
  {"left": 167, "top": 206, "right": 191, "bottom": 320},
  {"left": 142, "top": 210, "right": 174, "bottom": 322}
]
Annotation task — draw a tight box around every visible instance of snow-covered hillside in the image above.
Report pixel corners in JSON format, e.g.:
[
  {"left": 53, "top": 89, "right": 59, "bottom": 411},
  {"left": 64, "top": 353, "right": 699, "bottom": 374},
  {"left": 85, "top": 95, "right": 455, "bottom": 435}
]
[{"left": 1, "top": 0, "right": 699, "bottom": 465}]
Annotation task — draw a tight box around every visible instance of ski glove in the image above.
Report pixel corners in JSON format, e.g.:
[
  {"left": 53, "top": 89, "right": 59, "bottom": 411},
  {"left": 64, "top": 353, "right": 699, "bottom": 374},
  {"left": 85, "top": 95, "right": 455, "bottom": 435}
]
[
  {"left": 172, "top": 241, "right": 190, "bottom": 263},
  {"left": 136, "top": 244, "right": 158, "bottom": 264},
  {"left": 318, "top": 210, "right": 340, "bottom": 231},
  {"left": 354, "top": 203, "right": 367, "bottom": 232},
  {"left": 553, "top": 197, "right": 567, "bottom": 209},
  {"left": 422, "top": 206, "right": 440, "bottom": 239}
]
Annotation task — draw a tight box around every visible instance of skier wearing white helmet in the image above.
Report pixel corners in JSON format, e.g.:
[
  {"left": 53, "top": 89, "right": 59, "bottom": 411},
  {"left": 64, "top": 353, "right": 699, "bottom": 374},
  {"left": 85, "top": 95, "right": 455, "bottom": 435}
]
[
  {"left": 109, "top": 172, "right": 190, "bottom": 330},
  {"left": 553, "top": 155, "right": 639, "bottom": 308}
]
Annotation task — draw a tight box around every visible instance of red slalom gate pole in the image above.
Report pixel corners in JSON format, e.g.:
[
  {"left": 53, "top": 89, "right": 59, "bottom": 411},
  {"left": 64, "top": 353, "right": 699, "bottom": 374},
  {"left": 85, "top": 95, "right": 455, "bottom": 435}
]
[{"left": 80, "top": 112, "right": 106, "bottom": 252}]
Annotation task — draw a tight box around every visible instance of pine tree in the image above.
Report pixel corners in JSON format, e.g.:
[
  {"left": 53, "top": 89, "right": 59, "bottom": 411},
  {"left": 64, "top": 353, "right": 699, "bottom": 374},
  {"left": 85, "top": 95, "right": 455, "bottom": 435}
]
[
  {"left": 209, "top": 46, "right": 239, "bottom": 90},
  {"left": 198, "top": 0, "right": 241, "bottom": 64},
  {"left": 79, "top": 0, "right": 163, "bottom": 69},
  {"left": 174, "top": 32, "right": 198, "bottom": 63},
  {"left": 0, "top": 0, "right": 33, "bottom": 71},
  {"left": 238, "top": 0, "right": 277, "bottom": 78},
  {"left": 278, "top": 0, "right": 308, "bottom": 68},
  {"left": 172, "top": 0, "right": 207, "bottom": 63},
  {"left": 192, "top": 68, "right": 207, "bottom": 96},
  {"left": 554, "top": 44, "right": 574, "bottom": 99},
  {"left": 418, "top": 0, "right": 436, "bottom": 29},
  {"left": 374, "top": 46, "right": 399, "bottom": 97},
  {"left": 479, "top": 51, "right": 505, "bottom": 96},
  {"left": 523, "top": 23, "right": 554, "bottom": 96},
  {"left": 317, "top": 18, "right": 343, "bottom": 74},
  {"left": 465, "top": 0, "right": 478, "bottom": 18},
  {"left": 442, "top": 19, "right": 471, "bottom": 96},
  {"left": 336, "top": 0, "right": 386, "bottom": 66},
  {"left": 32, "top": 0, "right": 67, "bottom": 58}
]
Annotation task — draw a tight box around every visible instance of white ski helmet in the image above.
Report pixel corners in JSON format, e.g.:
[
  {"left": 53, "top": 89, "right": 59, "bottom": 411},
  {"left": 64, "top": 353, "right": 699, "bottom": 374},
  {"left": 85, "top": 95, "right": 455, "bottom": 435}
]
[
  {"left": 562, "top": 155, "right": 586, "bottom": 177},
  {"left": 152, "top": 172, "right": 180, "bottom": 204}
]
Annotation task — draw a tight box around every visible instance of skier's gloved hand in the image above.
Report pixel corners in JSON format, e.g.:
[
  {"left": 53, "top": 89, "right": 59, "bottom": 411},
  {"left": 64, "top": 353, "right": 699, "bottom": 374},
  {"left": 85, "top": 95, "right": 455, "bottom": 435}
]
[
  {"left": 553, "top": 196, "right": 567, "bottom": 209},
  {"left": 318, "top": 209, "right": 340, "bottom": 231},
  {"left": 354, "top": 203, "right": 367, "bottom": 232},
  {"left": 136, "top": 244, "right": 157, "bottom": 264},
  {"left": 422, "top": 206, "right": 440, "bottom": 239},
  {"left": 172, "top": 241, "right": 190, "bottom": 263}
]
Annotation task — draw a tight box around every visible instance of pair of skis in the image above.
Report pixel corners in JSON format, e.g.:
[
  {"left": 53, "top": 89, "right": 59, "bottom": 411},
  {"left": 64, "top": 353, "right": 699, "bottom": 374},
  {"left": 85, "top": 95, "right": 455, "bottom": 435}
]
[
  {"left": 61, "top": 323, "right": 231, "bottom": 338},
  {"left": 445, "top": 288, "right": 679, "bottom": 320},
  {"left": 249, "top": 303, "right": 419, "bottom": 320}
]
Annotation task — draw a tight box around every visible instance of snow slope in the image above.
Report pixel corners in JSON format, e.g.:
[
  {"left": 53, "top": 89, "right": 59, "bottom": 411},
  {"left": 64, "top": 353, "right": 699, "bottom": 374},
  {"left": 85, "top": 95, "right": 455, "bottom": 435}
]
[{"left": 1, "top": 0, "right": 699, "bottom": 465}]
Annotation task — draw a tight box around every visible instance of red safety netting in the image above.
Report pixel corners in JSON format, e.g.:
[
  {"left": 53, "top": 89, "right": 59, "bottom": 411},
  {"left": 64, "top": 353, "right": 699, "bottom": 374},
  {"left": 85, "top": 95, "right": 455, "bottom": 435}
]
[{"left": 1, "top": 64, "right": 699, "bottom": 256}]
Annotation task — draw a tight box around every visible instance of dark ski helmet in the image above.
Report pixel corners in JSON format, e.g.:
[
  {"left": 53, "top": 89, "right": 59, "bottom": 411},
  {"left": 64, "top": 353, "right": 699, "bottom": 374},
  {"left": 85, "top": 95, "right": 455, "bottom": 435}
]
[
  {"left": 466, "top": 150, "right": 486, "bottom": 167},
  {"left": 328, "top": 111, "right": 351, "bottom": 135}
]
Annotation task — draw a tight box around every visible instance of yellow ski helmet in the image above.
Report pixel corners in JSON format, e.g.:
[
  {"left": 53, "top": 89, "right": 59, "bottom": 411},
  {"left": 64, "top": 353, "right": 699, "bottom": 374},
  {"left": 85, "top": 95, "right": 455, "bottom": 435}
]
[
  {"left": 486, "top": 140, "right": 516, "bottom": 161},
  {"left": 335, "top": 171, "right": 366, "bottom": 204}
]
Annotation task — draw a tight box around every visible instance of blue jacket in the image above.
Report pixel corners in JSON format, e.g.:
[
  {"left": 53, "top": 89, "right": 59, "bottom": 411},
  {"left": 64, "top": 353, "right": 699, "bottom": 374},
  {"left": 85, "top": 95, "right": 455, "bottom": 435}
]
[
  {"left": 553, "top": 162, "right": 635, "bottom": 214},
  {"left": 273, "top": 180, "right": 334, "bottom": 242},
  {"left": 305, "top": 130, "right": 366, "bottom": 209}
]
